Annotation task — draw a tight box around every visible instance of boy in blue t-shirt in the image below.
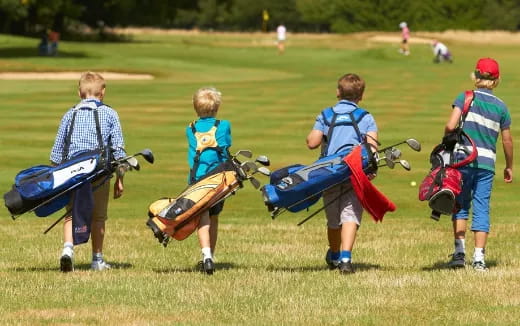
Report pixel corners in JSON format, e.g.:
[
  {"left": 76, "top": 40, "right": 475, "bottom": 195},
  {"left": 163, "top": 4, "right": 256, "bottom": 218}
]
[
  {"left": 307, "top": 73, "right": 378, "bottom": 274},
  {"left": 446, "top": 58, "right": 513, "bottom": 271},
  {"left": 186, "top": 87, "right": 231, "bottom": 274}
]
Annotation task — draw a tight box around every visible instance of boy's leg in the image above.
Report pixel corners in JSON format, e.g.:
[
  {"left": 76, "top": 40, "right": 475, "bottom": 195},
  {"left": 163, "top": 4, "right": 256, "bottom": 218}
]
[
  {"left": 449, "top": 168, "right": 474, "bottom": 268},
  {"left": 338, "top": 191, "right": 363, "bottom": 274},
  {"left": 323, "top": 185, "right": 344, "bottom": 269},
  {"left": 209, "top": 214, "right": 219, "bottom": 255},
  {"left": 197, "top": 211, "right": 214, "bottom": 274},
  {"left": 470, "top": 169, "right": 493, "bottom": 271},
  {"left": 60, "top": 215, "right": 74, "bottom": 272},
  {"left": 91, "top": 180, "right": 110, "bottom": 271}
]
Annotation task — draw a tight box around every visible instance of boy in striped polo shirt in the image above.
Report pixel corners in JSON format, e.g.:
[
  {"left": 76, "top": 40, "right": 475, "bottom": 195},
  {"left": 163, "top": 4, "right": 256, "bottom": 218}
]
[{"left": 445, "top": 58, "right": 513, "bottom": 271}]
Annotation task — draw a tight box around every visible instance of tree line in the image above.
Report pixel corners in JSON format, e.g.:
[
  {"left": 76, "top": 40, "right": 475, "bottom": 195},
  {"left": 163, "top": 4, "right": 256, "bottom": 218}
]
[{"left": 1, "top": 0, "right": 520, "bottom": 38}]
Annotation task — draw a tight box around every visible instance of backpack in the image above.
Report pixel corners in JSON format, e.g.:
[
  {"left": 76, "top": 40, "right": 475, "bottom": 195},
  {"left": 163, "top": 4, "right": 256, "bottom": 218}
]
[
  {"left": 188, "top": 120, "right": 228, "bottom": 184},
  {"left": 418, "top": 91, "right": 477, "bottom": 220}
]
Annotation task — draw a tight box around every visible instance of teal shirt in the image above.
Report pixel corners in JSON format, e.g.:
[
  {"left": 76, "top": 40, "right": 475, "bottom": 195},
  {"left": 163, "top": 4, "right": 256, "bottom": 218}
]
[{"left": 186, "top": 117, "right": 232, "bottom": 182}]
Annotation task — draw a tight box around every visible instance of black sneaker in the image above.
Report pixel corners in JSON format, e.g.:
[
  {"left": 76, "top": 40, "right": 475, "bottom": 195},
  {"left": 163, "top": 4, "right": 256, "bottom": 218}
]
[
  {"left": 338, "top": 260, "right": 355, "bottom": 274},
  {"left": 448, "top": 252, "right": 466, "bottom": 268},
  {"left": 203, "top": 258, "right": 214, "bottom": 275},
  {"left": 325, "top": 249, "right": 340, "bottom": 270},
  {"left": 60, "top": 254, "right": 73, "bottom": 273}
]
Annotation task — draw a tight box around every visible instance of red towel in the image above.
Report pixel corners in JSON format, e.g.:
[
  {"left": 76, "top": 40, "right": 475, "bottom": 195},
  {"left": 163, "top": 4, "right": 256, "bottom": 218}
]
[{"left": 343, "top": 146, "right": 396, "bottom": 222}]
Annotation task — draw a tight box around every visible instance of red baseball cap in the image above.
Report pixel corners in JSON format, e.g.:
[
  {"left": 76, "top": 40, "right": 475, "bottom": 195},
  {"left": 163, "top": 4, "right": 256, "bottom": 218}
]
[{"left": 475, "top": 58, "right": 500, "bottom": 80}]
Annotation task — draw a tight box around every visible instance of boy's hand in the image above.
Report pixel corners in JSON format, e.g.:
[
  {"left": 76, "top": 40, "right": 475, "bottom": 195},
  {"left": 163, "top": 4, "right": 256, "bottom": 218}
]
[
  {"left": 504, "top": 168, "right": 513, "bottom": 183},
  {"left": 113, "top": 177, "right": 124, "bottom": 199},
  {"left": 368, "top": 173, "right": 377, "bottom": 180}
]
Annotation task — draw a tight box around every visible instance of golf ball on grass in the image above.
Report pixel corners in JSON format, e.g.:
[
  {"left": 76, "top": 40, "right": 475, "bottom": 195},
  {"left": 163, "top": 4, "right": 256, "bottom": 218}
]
[{"left": 410, "top": 181, "right": 417, "bottom": 186}]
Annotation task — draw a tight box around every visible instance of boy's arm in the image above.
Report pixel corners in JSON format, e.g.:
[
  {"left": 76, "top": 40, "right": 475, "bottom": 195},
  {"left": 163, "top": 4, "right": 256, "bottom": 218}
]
[
  {"left": 501, "top": 127, "right": 513, "bottom": 183},
  {"left": 306, "top": 130, "right": 323, "bottom": 149},
  {"left": 445, "top": 106, "right": 462, "bottom": 134},
  {"left": 50, "top": 112, "right": 71, "bottom": 164},
  {"left": 109, "top": 111, "right": 126, "bottom": 160}
]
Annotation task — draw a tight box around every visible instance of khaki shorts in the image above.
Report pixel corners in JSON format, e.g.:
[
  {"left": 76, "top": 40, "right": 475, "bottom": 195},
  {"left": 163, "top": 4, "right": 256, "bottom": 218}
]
[
  {"left": 323, "top": 183, "right": 363, "bottom": 228},
  {"left": 66, "top": 178, "right": 110, "bottom": 222}
]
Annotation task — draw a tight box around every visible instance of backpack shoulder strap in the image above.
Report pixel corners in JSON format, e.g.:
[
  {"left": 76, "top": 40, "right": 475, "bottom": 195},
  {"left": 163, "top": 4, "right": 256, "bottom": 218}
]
[{"left": 460, "top": 90, "right": 474, "bottom": 122}]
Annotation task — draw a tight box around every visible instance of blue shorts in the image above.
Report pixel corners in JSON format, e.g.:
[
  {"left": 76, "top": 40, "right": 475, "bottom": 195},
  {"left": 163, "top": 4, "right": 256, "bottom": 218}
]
[{"left": 453, "top": 167, "right": 494, "bottom": 232}]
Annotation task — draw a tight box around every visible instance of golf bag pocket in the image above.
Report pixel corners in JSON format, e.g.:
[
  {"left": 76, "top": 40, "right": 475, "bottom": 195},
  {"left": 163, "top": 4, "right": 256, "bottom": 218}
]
[{"left": 418, "top": 166, "right": 462, "bottom": 215}]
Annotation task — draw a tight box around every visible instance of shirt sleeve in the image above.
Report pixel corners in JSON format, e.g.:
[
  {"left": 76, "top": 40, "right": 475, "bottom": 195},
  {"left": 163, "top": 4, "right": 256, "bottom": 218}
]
[
  {"left": 501, "top": 106, "right": 512, "bottom": 130},
  {"left": 452, "top": 92, "right": 465, "bottom": 109},
  {"left": 108, "top": 110, "right": 126, "bottom": 160},
  {"left": 312, "top": 113, "right": 325, "bottom": 132},
  {"left": 50, "top": 111, "right": 71, "bottom": 164},
  {"left": 364, "top": 114, "right": 378, "bottom": 133},
  {"left": 217, "top": 120, "right": 232, "bottom": 157}
]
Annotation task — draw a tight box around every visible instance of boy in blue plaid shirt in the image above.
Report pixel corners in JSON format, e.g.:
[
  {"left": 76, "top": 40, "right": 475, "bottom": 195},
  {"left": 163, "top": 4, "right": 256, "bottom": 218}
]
[{"left": 50, "top": 72, "right": 126, "bottom": 272}]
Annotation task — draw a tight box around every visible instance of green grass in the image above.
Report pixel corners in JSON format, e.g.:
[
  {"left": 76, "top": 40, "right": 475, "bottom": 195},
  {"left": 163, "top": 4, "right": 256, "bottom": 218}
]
[{"left": 1, "top": 32, "right": 519, "bottom": 325}]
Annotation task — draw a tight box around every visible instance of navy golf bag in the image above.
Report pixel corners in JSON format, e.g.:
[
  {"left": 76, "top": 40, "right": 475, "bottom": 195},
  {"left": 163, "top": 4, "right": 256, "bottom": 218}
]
[
  {"left": 262, "top": 145, "right": 375, "bottom": 215},
  {"left": 4, "top": 149, "right": 111, "bottom": 217}
]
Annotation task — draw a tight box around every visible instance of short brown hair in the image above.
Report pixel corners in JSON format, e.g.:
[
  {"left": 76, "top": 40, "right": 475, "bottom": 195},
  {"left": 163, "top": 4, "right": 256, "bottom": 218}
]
[
  {"left": 337, "top": 73, "right": 365, "bottom": 102},
  {"left": 192, "top": 87, "right": 222, "bottom": 117},
  {"left": 78, "top": 72, "right": 105, "bottom": 98}
]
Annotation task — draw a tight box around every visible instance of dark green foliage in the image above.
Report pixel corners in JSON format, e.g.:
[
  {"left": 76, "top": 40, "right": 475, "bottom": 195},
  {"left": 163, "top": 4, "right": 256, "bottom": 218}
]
[{"left": 2, "top": 0, "right": 520, "bottom": 35}]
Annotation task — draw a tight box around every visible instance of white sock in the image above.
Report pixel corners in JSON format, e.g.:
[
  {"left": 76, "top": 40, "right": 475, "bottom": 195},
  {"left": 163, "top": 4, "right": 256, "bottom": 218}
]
[
  {"left": 454, "top": 239, "right": 465, "bottom": 254},
  {"left": 62, "top": 242, "right": 73, "bottom": 256},
  {"left": 201, "top": 247, "right": 212, "bottom": 260},
  {"left": 92, "top": 252, "right": 103, "bottom": 262},
  {"left": 474, "top": 248, "right": 485, "bottom": 262},
  {"left": 63, "top": 242, "right": 73, "bottom": 249}
]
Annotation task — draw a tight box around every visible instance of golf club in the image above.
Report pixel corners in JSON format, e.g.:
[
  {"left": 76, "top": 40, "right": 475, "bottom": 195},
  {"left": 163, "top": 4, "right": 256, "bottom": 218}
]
[
  {"left": 384, "top": 149, "right": 395, "bottom": 169},
  {"left": 379, "top": 159, "right": 411, "bottom": 171},
  {"left": 256, "top": 166, "right": 271, "bottom": 176},
  {"left": 378, "top": 138, "right": 421, "bottom": 153},
  {"left": 249, "top": 176, "right": 261, "bottom": 189},
  {"left": 234, "top": 149, "right": 253, "bottom": 159},
  {"left": 255, "top": 155, "right": 270, "bottom": 166}
]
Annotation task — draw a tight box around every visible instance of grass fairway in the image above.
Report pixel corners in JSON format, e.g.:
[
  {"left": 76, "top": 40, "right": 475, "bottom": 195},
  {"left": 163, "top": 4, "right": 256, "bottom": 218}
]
[{"left": 1, "top": 31, "right": 519, "bottom": 325}]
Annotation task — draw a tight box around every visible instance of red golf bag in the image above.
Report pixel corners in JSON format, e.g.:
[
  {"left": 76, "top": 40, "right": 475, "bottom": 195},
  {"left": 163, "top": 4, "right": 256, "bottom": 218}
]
[{"left": 418, "top": 90, "right": 477, "bottom": 220}]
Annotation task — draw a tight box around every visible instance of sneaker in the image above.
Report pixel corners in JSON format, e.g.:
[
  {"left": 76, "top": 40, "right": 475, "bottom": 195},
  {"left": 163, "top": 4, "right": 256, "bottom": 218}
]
[
  {"left": 91, "top": 259, "right": 111, "bottom": 271},
  {"left": 448, "top": 252, "right": 466, "bottom": 268},
  {"left": 203, "top": 258, "right": 214, "bottom": 275},
  {"left": 338, "top": 260, "right": 355, "bottom": 274},
  {"left": 472, "top": 261, "right": 488, "bottom": 272},
  {"left": 60, "top": 247, "right": 74, "bottom": 273},
  {"left": 325, "top": 249, "right": 340, "bottom": 270}
]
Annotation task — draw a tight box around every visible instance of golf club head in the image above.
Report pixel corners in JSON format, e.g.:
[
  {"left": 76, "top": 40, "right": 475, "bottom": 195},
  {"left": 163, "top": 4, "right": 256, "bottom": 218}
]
[
  {"left": 244, "top": 161, "right": 258, "bottom": 174},
  {"left": 406, "top": 139, "right": 421, "bottom": 152},
  {"left": 139, "top": 149, "right": 155, "bottom": 164},
  {"left": 249, "top": 177, "right": 261, "bottom": 189},
  {"left": 234, "top": 149, "right": 253, "bottom": 159},
  {"left": 127, "top": 157, "right": 140, "bottom": 171},
  {"left": 255, "top": 155, "right": 270, "bottom": 166},
  {"left": 399, "top": 160, "right": 411, "bottom": 171},
  {"left": 384, "top": 149, "right": 395, "bottom": 169},
  {"left": 257, "top": 166, "right": 271, "bottom": 176},
  {"left": 390, "top": 148, "right": 402, "bottom": 160}
]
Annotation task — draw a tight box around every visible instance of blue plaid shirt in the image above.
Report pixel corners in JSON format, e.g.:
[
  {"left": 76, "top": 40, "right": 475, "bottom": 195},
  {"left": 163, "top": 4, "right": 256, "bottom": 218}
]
[{"left": 50, "top": 99, "right": 126, "bottom": 164}]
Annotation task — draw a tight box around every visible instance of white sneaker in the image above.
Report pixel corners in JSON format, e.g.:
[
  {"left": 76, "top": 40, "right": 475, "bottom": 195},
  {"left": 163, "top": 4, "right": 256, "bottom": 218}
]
[
  {"left": 60, "top": 247, "right": 74, "bottom": 272},
  {"left": 91, "top": 259, "right": 111, "bottom": 271}
]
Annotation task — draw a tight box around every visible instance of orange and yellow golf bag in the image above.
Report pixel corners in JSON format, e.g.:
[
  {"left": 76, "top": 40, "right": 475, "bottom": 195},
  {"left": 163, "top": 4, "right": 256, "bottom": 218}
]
[{"left": 146, "top": 159, "right": 253, "bottom": 246}]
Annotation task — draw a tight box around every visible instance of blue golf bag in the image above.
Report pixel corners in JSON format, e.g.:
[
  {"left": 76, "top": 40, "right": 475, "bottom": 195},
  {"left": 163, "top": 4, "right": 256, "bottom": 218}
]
[
  {"left": 4, "top": 150, "right": 111, "bottom": 218},
  {"left": 262, "top": 145, "right": 376, "bottom": 215}
]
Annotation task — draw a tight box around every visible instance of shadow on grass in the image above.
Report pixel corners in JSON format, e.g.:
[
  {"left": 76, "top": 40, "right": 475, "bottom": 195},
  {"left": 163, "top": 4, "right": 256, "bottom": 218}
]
[
  {"left": 0, "top": 47, "right": 89, "bottom": 58},
  {"left": 153, "top": 261, "right": 236, "bottom": 274},
  {"left": 12, "top": 262, "right": 133, "bottom": 272},
  {"left": 266, "top": 262, "right": 382, "bottom": 273},
  {"left": 421, "top": 259, "right": 498, "bottom": 271}
]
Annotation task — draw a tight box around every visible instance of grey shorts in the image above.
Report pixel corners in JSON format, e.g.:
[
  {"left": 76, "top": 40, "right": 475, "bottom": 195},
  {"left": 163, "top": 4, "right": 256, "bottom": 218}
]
[{"left": 323, "top": 183, "right": 363, "bottom": 228}]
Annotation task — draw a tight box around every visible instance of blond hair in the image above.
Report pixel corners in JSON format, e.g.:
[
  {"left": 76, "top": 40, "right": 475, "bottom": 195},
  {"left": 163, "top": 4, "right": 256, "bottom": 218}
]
[
  {"left": 192, "top": 87, "right": 222, "bottom": 117},
  {"left": 78, "top": 72, "right": 105, "bottom": 99},
  {"left": 471, "top": 72, "right": 500, "bottom": 89},
  {"left": 337, "top": 73, "right": 365, "bottom": 103}
]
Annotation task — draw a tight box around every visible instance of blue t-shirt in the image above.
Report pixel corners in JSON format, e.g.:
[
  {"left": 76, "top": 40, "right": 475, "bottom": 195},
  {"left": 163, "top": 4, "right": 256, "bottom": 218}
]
[
  {"left": 313, "top": 100, "right": 377, "bottom": 156},
  {"left": 452, "top": 88, "right": 511, "bottom": 172},
  {"left": 186, "top": 117, "right": 232, "bottom": 182}
]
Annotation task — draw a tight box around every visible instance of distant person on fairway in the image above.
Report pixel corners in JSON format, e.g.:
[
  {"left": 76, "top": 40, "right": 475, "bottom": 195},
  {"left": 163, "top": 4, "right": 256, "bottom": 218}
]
[
  {"left": 432, "top": 40, "right": 452, "bottom": 63},
  {"left": 306, "top": 73, "right": 378, "bottom": 274},
  {"left": 276, "top": 24, "right": 286, "bottom": 54},
  {"left": 51, "top": 72, "right": 126, "bottom": 272},
  {"left": 399, "top": 21, "right": 410, "bottom": 55},
  {"left": 186, "top": 87, "right": 232, "bottom": 275},
  {"left": 445, "top": 58, "right": 513, "bottom": 271}
]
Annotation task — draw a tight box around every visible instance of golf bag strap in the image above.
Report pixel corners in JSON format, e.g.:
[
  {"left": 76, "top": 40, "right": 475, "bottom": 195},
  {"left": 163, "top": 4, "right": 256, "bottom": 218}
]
[
  {"left": 321, "top": 109, "right": 338, "bottom": 157},
  {"left": 61, "top": 106, "right": 105, "bottom": 164},
  {"left": 461, "top": 90, "right": 474, "bottom": 122},
  {"left": 189, "top": 120, "right": 224, "bottom": 183},
  {"left": 320, "top": 107, "right": 368, "bottom": 157},
  {"left": 448, "top": 91, "right": 476, "bottom": 169}
]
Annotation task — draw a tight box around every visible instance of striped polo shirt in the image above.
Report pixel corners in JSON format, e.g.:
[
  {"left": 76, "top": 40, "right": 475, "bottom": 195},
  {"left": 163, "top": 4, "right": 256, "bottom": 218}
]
[{"left": 452, "top": 88, "right": 511, "bottom": 172}]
